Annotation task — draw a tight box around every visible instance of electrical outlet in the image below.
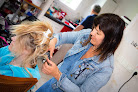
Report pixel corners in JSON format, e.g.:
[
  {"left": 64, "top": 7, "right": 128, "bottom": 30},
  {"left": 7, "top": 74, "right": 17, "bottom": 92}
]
[{"left": 133, "top": 66, "right": 138, "bottom": 79}]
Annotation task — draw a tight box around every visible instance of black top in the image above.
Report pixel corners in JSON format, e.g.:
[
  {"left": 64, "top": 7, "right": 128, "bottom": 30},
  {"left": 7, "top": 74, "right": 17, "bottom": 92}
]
[{"left": 80, "top": 14, "right": 97, "bottom": 29}]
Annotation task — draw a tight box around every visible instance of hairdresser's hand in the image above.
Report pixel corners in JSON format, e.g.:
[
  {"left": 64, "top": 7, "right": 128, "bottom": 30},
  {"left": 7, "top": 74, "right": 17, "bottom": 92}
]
[
  {"left": 48, "top": 38, "right": 57, "bottom": 58},
  {"left": 42, "top": 58, "right": 62, "bottom": 81}
]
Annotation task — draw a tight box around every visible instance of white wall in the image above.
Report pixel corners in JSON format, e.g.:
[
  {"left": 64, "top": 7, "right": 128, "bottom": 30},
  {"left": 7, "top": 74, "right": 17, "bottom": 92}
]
[
  {"left": 99, "top": 0, "right": 118, "bottom": 14},
  {"left": 99, "top": 14, "right": 138, "bottom": 92},
  {"left": 113, "top": 0, "right": 138, "bottom": 20},
  {"left": 99, "top": 0, "right": 138, "bottom": 21}
]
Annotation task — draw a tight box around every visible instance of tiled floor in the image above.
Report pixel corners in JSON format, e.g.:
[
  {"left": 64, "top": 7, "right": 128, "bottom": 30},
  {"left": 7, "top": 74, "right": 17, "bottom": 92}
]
[{"left": 32, "top": 59, "right": 52, "bottom": 91}]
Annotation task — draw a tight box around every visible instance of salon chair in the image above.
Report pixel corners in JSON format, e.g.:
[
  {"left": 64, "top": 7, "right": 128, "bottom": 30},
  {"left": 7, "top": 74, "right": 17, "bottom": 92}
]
[{"left": 0, "top": 75, "right": 38, "bottom": 92}]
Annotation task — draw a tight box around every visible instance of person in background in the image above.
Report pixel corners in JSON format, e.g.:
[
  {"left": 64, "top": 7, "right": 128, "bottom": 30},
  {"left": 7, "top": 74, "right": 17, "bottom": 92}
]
[
  {"left": 0, "top": 21, "right": 53, "bottom": 90},
  {"left": 73, "top": 4, "right": 101, "bottom": 31},
  {"left": 36, "top": 13, "right": 125, "bottom": 92}
]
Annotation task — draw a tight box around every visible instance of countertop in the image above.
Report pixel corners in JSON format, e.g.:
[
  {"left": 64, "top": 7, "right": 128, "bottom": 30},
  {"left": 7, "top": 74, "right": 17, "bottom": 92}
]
[{"left": 45, "top": 14, "right": 74, "bottom": 30}]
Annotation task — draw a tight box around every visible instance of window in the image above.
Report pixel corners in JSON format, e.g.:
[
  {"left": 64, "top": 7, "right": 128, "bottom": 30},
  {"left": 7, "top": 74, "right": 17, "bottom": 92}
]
[{"left": 59, "top": 0, "right": 82, "bottom": 10}]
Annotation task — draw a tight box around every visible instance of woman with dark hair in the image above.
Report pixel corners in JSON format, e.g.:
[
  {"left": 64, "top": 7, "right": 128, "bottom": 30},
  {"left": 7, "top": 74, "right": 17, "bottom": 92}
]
[{"left": 36, "top": 13, "right": 125, "bottom": 92}]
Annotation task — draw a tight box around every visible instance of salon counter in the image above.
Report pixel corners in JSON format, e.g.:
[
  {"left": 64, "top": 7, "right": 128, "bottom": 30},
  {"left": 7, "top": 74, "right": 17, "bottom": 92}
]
[{"left": 44, "top": 14, "right": 74, "bottom": 30}]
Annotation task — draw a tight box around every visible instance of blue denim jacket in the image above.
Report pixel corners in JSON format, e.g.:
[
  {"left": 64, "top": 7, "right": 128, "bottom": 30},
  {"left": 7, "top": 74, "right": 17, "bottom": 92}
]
[{"left": 37, "top": 29, "right": 114, "bottom": 92}]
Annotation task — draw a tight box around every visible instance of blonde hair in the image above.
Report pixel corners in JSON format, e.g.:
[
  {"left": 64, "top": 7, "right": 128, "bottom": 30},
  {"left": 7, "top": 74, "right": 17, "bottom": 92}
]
[{"left": 11, "top": 21, "right": 53, "bottom": 77}]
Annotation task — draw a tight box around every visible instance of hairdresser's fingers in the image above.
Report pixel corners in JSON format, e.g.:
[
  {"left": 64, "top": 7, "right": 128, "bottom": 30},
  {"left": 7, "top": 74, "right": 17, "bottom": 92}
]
[
  {"left": 42, "top": 68, "right": 49, "bottom": 74},
  {"left": 42, "top": 61, "right": 50, "bottom": 70},
  {"left": 48, "top": 44, "right": 55, "bottom": 58},
  {"left": 42, "top": 68, "right": 47, "bottom": 74},
  {"left": 49, "top": 48, "right": 54, "bottom": 58},
  {"left": 49, "top": 38, "right": 57, "bottom": 58},
  {"left": 42, "top": 60, "right": 53, "bottom": 72},
  {"left": 43, "top": 59, "right": 59, "bottom": 77},
  {"left": 42, "top": 62, "right": 50, "bottom": 74},
  {"left": 46, "top": 58, "right": 53, "bottom": 65}
]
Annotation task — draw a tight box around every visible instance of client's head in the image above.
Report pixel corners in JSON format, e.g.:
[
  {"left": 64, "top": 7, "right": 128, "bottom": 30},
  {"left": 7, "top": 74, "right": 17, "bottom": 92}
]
[{"left": 9, "top": 21, "right": 53, "bottom": 68}]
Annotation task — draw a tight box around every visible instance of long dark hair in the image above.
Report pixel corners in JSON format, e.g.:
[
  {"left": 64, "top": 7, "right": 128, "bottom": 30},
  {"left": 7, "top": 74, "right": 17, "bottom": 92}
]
[{"left": 83, "top": 13, "right": 125, "bottom": 62}]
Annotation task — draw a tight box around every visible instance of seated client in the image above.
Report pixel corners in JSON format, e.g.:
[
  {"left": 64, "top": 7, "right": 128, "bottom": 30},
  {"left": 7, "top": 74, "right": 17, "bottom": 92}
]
[{"left": 0, "top": 21, "right": 53, "bottom": 85}]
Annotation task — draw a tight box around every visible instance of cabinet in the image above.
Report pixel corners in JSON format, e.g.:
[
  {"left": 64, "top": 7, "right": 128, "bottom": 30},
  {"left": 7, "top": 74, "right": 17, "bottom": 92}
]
[
  {"left": 41, "top": 16, "right": 64, "bottom": 34},
  {"left": 0, "top": 0, "right": 42, "bottom": 24}
]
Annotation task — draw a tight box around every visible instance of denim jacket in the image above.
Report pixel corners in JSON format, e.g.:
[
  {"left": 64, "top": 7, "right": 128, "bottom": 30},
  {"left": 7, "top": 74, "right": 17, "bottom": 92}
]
[{"left": 37, "top": 29, "right": 114, "bottom": 92}]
